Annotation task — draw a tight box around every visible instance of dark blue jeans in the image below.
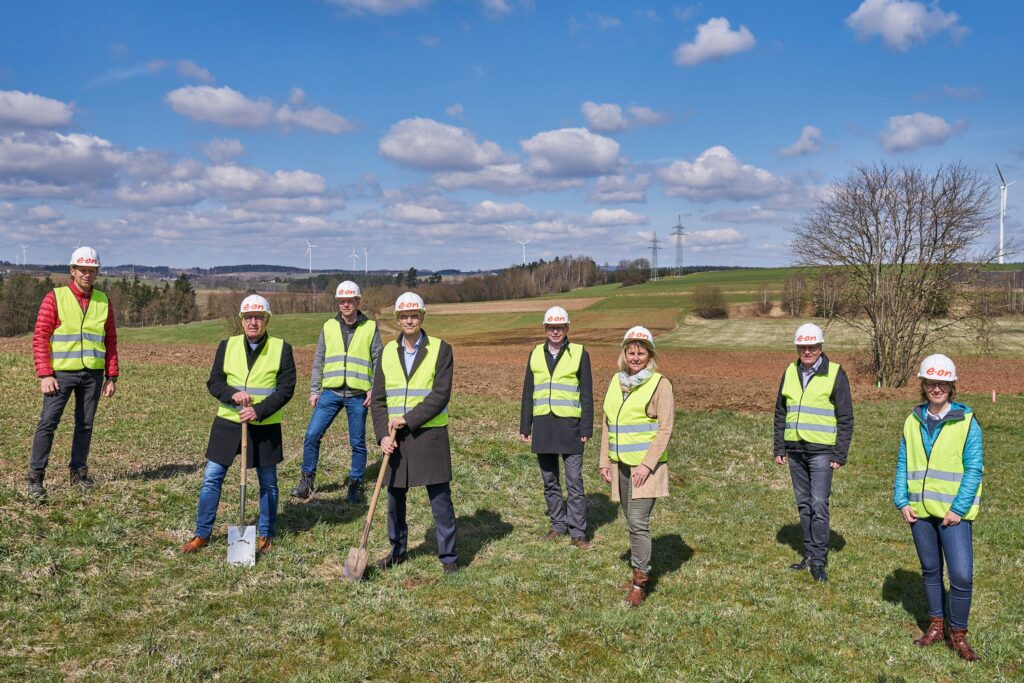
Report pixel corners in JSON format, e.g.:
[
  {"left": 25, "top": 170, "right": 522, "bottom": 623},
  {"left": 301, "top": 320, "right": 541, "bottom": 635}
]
[
  {"left": 301, "top": 391, "right": 368, "bottom": 481},
  {"left": 787, "top": 450, "right": 834, "bottom": 566},
  {"left": 194, "top": 460, "right": 279, "bottom": 539},
  {"left": 911, "top": 516, "right": 974, "bottom": 630},
  {"left": 29, "top": 369, "right": 104, "bottom": 473}
]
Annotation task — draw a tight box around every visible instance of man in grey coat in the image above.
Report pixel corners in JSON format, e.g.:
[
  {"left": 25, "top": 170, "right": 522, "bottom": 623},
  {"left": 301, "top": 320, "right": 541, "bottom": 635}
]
[
  {"left": 371, "top": 292, "right": 458, "bottom": 574},
  {"left": 520, "top": 306, "right": 595, "bottom": 549}
]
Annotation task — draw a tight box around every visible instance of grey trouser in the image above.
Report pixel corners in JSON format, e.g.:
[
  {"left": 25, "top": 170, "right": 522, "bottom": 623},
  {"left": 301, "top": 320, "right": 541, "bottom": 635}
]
[
  {"left": 537, "top": 452, "right": 587, "bottom": 539},
  {"left": 787, "top": 450, "right": 835, "bottom": 566},
  {"left": 619, "top": 465, "right": 657, "bottom": 573},
  {"left": 29, "top": 370, "right": 104, "bottom": 473}
]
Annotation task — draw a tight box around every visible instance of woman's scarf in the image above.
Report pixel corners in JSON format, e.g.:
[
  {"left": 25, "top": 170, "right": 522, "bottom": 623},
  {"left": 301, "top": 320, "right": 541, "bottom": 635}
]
[{"left": 618, "top": 366, "right": 654, "bottom": 393}]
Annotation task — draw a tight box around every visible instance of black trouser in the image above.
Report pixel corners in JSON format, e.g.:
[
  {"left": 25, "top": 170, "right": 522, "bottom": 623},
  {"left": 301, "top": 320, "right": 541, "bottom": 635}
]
[
  {"left": 387, "top": 482, "right": 457, "bottom": 564},
  {"left": 787, "top": 450, "right": 835, "bottom": 566},
  {"left": 29, "top": 370, "right": 104, "bottom": 474},
  {"left": 537, "top": 452, "right": 588, "bottom": 540}
]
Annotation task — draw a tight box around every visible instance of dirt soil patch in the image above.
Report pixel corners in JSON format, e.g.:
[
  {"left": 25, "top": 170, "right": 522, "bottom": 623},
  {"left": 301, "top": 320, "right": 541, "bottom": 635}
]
[
  {"left": 4, "top": 337, "right": 1021, "bottom": 412},
  {"left": 425, "top": 298, "right": 601, "bottom": 314}
]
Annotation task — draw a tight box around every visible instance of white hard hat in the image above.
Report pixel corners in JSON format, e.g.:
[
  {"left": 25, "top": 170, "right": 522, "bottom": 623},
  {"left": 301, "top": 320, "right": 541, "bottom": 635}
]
[
  {"left": 918, "top": 354, "right": 957, "bottom": 381},
  {"left": 622, "top": 326, "right": 655, "bottom": 348},
  {"left": 335, "top": 281, "right": 361, "bottom": 299},
  {"left": 793, "top": 323, "right": 824, "bottom": 345},
  {"left": 69, "top": 246, "right": 100, "bottom": 268},
  {"left": 239, "top": 294, "right": 272, "bottom": 317},
  {"left": 394, "top": 291, "right": 426, "bottom": 314},
  {"left": 543, "top": 306, "right": 570, "bottom": 326}
]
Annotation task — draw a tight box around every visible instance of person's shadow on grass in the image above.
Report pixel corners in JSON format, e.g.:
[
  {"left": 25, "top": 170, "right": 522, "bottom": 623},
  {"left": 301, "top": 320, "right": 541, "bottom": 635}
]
[
  {"left": 586, "top": 492, "right": 619, "bottom": 539},
  {"left": 126, "top": 462, "right": 203, "bottom": 480},
  {"left": 775, "top": 523, "right": 846, "bottom": 561},
  {"left": 649, "top": 533, "right": 693, "bottom": 592},
  {"left": 882, "top": 568, "right": 929, "bottom": 629},
  {"left": 414, "top": 507, "right": 514, "bottom": 567}
]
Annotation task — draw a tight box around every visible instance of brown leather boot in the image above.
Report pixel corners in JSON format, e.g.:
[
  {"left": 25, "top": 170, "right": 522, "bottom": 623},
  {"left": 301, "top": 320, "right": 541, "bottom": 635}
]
[
  {"left": 257, "top": 537, "right": 273, "bottom": 554},
  {"left": 948, "top": 628, "right": 980, "bottom": 662},
  {"left": 180, "top": 536, "right": 209, "bottom": 553},
  {"left": 624, "top": 569, "right": 649, "bottom": 607},
  {"left": 913, "top": 617, "right": 946, "bottom": 646}
]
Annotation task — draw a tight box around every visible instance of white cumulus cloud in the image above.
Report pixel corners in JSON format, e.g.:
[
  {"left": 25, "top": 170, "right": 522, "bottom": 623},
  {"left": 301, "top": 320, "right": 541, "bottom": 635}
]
[
  {"left": 326, "top": 0, "right": 428, "bottom": 15},
  {"left": 177, "top": 60, "right": 214, "bottom": 83},
  {"left": 471, "top": 199, "right": 534, "bottom": 222},
  {"left": 581, "top": 102, "right": 670, "bottom": 133},
  {"left": 657, "top": 145, "right": 783, "bottom": 201},
  {"left": 114, "top": 181, "right": 203, "bottom": 207},
  {"left": 522, "top": 127, "right": 620, "bottom": 177},
  {"left": 780, "top": 125, "right": 824, "bottom": 157},
  {"left": 686, "top": 227, "right": 747, "bottom": 251},
  {"left": 166, "top": 85, "right": 355, "bottom": 134},
  {"left": 0, "top": 131, "right": 126, "bottom": 185},
  {"left": 847, "top": 0, "right": 967, "bottom": 51},
  {"left": 202, "top": 138, "right": 244, "bottom": 163},
  {"left": 0, "top": 91, "right": 75, "bottom": 129},
  {"left": 276, "top": 104, "right": 357, "bottom": 134},
  {"left": 433, "top": 163, "right": 584, "bottom": 194},
  {"left": 588, "top": 208, "right": 648, "bottom": 226},
  {"left": 880, "top": 112, "right": 957, "bottom": 152},
  {"left": 379, "top": 118, "right": 508, "bottom": 170},
  {"left": 674, "top": 17, "right": 756, "bottom": 66},
  {"left": 388, "top": 203, "right": 447, "bottom": 223},
  {"left": 588, "top": 174, "right": 650, "bottom": 203}
]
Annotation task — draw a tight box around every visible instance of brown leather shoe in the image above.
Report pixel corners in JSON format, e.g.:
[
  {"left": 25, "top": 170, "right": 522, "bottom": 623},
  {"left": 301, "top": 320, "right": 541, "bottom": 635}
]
[
  {"left": 570, "top": 537, "right": 596, "bottom": 550},
  {"left": 625, "top": 569, "right": 649, "bottom": 606},
  {"left": 948, "top": 628, "right": 980, "bottom": 662},
  {"left": 913, "top": 617, "right": 946, "bottom": 647},
  {"left": 257, "top": 537, "right": 273, "bottom": 554},
  {"left": 180, "top": 536, "right": 209, "bottom": 553},
  {"left": 541, "top": 530, "right": 565, "bottom": 541}
]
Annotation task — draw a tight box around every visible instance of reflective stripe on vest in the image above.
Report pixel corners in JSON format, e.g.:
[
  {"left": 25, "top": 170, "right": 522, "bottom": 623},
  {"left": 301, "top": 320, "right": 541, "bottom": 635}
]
[
  {"left": 904, "top": 411, "right": 981, "bottom": 521},
  {"left": 603, "top": 372, "right": 664, "bottom": 467},
  {"left": 780, "top": 362, "right": 840, "bottom": 445},
  {"left": 381, "top": 336, "right": 448, "bottom": 428},
  {"left": 50, "top": 287, "right": 109, "bottom": 371},
  {"left": 322, "top": 318, "right": 376, "bottom": 392},
  {"left": 530, "top": 343, "right": 583, "bottom": 418},
  {"left": 216, "top": 335, "right": 285, "bottom": 426}
]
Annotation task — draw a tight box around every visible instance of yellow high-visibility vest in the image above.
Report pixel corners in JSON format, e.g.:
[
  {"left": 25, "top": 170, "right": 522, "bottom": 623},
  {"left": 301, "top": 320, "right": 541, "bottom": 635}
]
[
  {"left": 322, "top": 319, "right": 376, "bottom": 392},
  {"left": 50, "top": 286, "right": 108, "bottom": 371},
  {"left": 781, "top": 362, "right": 839, "bottom": 446},
  {"left": 216, "top": 335, "right": 285, "bottom": 426},
  {"left": 530, "top": 343, "right": 583, "bottom": 418},
  {"left": 603, "top": 373, "right": 665, "bottom": 467},
  {"left": 381, "top": 336, "right": 448, "bottom": 428},
  {"left": 904, "top": 411, "right": 981, "bottom": 521}
]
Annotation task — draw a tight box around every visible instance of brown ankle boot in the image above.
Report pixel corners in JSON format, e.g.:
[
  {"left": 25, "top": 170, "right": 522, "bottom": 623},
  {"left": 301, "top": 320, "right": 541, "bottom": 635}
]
[
  {"left": 625, "top": 569, "right": 649, "bottom": 607},
  {"left": 913, "top": 616, "right": 945, "bottom": 646},
  {"left": 948, "top": 628, "right": 980, "bottom": 662}
]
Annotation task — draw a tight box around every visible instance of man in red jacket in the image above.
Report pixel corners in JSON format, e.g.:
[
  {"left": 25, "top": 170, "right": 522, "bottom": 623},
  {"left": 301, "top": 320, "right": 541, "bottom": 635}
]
[{"left": 28, "top": 247, "right": 118, "bottom": 499}]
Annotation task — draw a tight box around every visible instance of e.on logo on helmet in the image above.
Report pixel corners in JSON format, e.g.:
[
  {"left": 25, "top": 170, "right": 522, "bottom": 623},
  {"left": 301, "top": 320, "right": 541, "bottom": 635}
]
[
  {"left": 546, "top": 315, "right": 567, "bottom": 323},
  {"left": 925, "top": 367, "right": 953, "bottom": 378},
  {"left": 626, "top": 330, "right": 650, "bottom": 340},
  {"left": 339, "top": 289, "right": 358, "bottom": 297},
  {"left": 76, "top": 257, "right": 99, "bottom": 265},
  {"left": 796, "top": 335, "right": 818, "bottom": 343},
  {"left": 398, "top": 301, "right": 419, "bottom": 309},
  {"left": 242, "top": 303, "right": 265, "bottom": 311}
]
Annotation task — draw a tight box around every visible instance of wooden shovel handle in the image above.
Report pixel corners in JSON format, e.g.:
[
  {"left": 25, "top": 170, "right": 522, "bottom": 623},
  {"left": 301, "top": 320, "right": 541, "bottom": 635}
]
[
  {"left": 240, "top": 421, "right": 249, "bottom": 487},
  {"left": 357, "top": 425, "right": 397, "bottom": 550}
]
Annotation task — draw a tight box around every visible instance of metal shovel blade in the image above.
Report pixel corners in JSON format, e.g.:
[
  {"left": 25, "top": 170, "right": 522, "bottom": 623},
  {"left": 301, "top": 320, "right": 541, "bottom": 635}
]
[
  {"left": 227, "top": 525, "right": 256, "bottom": 567},
  {"left": 342, "top": 546, "right": 368, "bottom": 582}
]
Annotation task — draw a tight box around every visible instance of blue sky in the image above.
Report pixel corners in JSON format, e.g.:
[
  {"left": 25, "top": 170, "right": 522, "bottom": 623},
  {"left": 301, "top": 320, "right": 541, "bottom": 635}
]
[{"left": 0, "top": 1, "right": 1021, "bottom": 270}]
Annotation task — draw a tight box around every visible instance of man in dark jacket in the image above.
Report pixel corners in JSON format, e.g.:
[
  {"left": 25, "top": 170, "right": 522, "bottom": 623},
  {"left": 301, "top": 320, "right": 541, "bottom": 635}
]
[
  {"left": 519, "top": 306, "right": 595, "bottom": 549},
  {"left": 181, "top": 294, "right": 295, "bottom": 555},
  {"left": 773, "top": 323, "right": 853, "bottom": 582},
  {"left": 371, "top": 292, "right": 458, "bottom": 574}
]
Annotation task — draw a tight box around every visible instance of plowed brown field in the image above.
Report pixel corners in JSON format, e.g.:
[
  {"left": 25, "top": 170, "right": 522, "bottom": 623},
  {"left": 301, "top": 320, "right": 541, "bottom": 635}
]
[{"left": 5, "top": 337, "right": 1021, "bottom": 412}]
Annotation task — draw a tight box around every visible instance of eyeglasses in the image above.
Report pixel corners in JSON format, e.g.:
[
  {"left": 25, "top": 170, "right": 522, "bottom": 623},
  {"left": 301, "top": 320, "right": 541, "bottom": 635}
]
[
  {"left": 242, "top": 315, "right": 266, "bottom": 322},
  {"left": 923, "top": 382, "right": 950, "bottom": 391}
]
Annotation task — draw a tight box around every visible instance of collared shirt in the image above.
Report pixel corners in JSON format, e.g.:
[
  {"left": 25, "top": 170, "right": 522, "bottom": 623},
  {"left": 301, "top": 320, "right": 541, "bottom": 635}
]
[
  {"left": 800, "top": 356, "right": 823, "bottom": 389},
  {"left": 926, "top": 403, "right": 951, "bottom": 422},
  {"left": 403, "top": 332, "right": 424, "bottom": 374}
]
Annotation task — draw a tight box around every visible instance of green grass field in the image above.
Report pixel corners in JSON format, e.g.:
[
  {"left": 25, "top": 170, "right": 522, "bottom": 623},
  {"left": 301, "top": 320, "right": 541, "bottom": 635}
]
[{"left": 1, "top": 350, "right": 1022, "bottom": 681}]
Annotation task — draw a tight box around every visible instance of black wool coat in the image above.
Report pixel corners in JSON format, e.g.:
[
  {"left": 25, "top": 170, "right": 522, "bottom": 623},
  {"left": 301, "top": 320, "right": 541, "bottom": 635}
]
[
  {"left": 518, "top": 339, "right": 594, "bottom": 455},
  {"left": 371, "top": 331, "right": 453, "bottom": 488},
  {"left": 205, "top": 334, "right": 296, "bottom": 468}
]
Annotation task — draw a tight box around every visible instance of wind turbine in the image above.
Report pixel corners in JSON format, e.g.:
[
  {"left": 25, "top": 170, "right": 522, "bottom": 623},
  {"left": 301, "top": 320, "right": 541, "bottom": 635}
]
[
  {"left": 363, "top": 247, "right": 369, "bottom": 275},
  {"left": 348, "top": 247, "right": 361, "bottom": 272},
  {"left": 304, "top": 238, "right": 317, "bottom": 273},
  {"left": 997, "top": 164, "right": 1015, "bottom": 265},
  {"left": 20, "top": 244, "right": 28, "bottom": 266},
  {"left": 516, "top": 239, "right": 530, "bottom": 266}
]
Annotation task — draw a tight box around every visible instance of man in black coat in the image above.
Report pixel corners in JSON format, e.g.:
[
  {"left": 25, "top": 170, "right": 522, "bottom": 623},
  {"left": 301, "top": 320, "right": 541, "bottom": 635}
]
[
  {"left": 371, "top": 292, "right": 458, "bottom": 574},
  {"left": 519, "top": 306, "right": 595, "bottom": 549},
  {"left": 181, "top": 295, "right": 295, "bottom": 555}
]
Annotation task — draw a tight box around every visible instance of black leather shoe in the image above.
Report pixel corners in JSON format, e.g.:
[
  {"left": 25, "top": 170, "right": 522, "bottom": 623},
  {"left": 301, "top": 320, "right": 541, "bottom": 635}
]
[
  {"left": 375, "top": 554, "right": 407, "bottom": 571},
  {"left": 442, "top": 561, "right": 459, "bottom": 574},
  {"left": 810, "top": 564, "right": 828, "bottom": 582},
  {"left": 789, "top": 557, "right": 809, "bottom": 570}
]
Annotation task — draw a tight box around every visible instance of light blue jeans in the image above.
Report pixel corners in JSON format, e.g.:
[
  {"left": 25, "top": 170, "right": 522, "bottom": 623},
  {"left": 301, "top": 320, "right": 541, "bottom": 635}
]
[{"left": 194, "top": 460, "right": 278, "bottom": 539}]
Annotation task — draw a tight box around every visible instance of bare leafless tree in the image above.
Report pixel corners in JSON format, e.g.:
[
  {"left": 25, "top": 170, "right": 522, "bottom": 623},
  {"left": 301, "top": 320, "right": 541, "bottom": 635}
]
[{"left": 791, "top": 162, "right": 995, "bottom": 387}]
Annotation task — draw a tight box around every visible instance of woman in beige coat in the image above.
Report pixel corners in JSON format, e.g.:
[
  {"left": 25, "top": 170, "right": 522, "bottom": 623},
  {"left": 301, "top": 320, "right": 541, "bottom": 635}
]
[{"left": 599, "top": 326, "right": 674, "bottom": 606}]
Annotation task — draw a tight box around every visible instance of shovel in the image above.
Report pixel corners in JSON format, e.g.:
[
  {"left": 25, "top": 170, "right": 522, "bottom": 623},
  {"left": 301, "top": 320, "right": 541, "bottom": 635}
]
[
  {"left": 343, "top": 425, "right": 396, "bottom": 581},
  {"left": 227, "top": 422, "right": 256, "bottom": 567}
]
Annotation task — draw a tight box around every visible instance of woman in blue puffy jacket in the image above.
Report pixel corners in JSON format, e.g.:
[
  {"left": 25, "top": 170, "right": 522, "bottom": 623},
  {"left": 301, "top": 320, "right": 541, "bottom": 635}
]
[{"left": 893, "top": 354, "right": 983, "bottom": 662}]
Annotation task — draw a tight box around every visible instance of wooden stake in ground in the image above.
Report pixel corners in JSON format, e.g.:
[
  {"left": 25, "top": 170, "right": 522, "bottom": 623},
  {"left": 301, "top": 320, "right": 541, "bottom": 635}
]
[{"left": 343, "top": 426, "right": 396, "bottom": 581}]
